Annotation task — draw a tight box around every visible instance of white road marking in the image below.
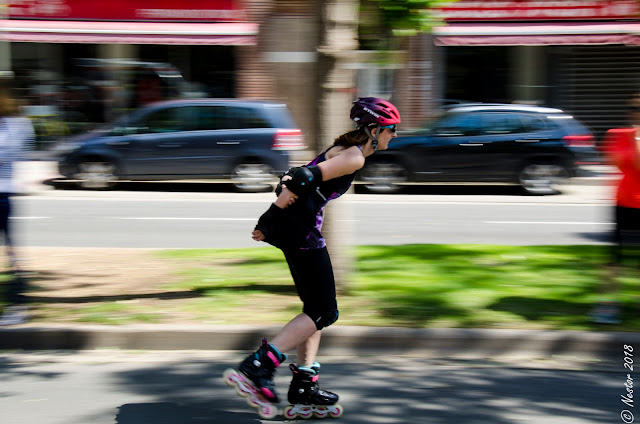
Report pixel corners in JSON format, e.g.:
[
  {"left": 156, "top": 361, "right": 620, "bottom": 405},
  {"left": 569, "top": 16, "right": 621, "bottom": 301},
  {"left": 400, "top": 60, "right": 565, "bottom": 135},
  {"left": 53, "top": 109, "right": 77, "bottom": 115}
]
[
  {"left": 485, "top": 221, "right": 610, "bottom": 225},
  {"left": 115, "top": 217, "right": 256, "bottom": 221}
]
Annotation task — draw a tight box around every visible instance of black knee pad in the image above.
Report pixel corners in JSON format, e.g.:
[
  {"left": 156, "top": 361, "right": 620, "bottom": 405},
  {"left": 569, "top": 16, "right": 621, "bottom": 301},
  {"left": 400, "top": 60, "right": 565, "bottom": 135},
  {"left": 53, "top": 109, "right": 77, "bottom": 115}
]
[{"left": 309, "top": 309, "right": 339, "bottom": 330}]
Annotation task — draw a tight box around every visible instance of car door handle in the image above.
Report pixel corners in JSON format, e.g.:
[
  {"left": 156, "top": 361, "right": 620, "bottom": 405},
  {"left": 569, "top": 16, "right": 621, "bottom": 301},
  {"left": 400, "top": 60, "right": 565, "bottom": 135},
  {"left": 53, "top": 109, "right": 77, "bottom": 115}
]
[
  {"left": 106, "top": 141, "right": 130, "bottom": 146},
  {"left": 217, "top": 140, "right": 244, "bottom": 145},
  {"left": 158, "top": 143, "right": 183, "bottom": 147},
  {"left": 515, "top": 139, "right": 540, "bottom": 143},
  {"left": 459, "top": 143, "right": 483, "bottom": 146}
]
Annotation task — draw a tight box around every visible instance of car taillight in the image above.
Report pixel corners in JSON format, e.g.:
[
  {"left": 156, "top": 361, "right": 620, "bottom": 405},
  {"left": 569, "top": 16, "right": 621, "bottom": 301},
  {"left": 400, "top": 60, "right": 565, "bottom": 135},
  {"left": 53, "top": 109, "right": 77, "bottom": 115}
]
[
  {"left": 273, "top": 129, "right": 306, "bottom": 150},
  {"left": 562, "top": 135, "right": 594, "bottom": 147}
]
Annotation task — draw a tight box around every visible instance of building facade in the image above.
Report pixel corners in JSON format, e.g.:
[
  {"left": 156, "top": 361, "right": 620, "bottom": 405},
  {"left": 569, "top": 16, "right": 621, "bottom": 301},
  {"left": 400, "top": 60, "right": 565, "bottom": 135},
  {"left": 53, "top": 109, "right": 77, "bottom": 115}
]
[
  {"left": 428, "top": 0, "right": 640, "bottom": 140},
  {"left": 2, "top": 0, "right": 639, "bottom": 146}
]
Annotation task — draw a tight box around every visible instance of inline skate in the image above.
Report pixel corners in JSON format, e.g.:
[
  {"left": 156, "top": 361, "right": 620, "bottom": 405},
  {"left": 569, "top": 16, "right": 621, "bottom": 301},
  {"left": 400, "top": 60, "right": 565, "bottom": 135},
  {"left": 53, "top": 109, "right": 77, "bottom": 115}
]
[
  {"left": 283, "top": 362, "right": 343, "bottom": 419},
  {"left": 223, "top": 338, "right": 287, "bottom": 419}
]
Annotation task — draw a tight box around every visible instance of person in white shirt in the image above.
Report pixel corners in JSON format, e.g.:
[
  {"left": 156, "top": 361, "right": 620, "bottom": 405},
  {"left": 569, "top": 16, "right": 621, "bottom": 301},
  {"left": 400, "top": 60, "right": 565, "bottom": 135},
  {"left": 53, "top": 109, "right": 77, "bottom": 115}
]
[{"left": 0, "top": 76, "right": 35, "bottom": 326}]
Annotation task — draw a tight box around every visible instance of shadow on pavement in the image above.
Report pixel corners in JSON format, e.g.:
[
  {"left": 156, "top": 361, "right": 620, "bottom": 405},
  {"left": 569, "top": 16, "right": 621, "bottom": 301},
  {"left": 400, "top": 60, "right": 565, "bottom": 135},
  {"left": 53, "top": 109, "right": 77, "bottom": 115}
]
[
  {"left": 110, "top": 358, "right": 615, "bottom": 424},
  {"left": 115, "top": 402, "right": 260, "bottom": 424}
]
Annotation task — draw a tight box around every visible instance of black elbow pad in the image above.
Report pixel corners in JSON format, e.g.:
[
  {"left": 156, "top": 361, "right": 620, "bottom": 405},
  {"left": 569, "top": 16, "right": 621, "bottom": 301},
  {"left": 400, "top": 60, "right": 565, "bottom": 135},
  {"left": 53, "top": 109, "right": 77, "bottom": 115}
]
[{"left": 284, "top": 165, "right": 322, "bottom": 196}]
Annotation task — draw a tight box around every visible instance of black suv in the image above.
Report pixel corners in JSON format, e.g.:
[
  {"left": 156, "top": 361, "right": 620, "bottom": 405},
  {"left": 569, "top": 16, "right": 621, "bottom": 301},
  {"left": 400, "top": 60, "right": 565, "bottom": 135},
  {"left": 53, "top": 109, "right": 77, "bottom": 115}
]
[
  {"left": 55, "top": 99, "right": 305, "bottom": 191},
  {"left": 359, "top": 104, "right": 598, "bottom": 195}
]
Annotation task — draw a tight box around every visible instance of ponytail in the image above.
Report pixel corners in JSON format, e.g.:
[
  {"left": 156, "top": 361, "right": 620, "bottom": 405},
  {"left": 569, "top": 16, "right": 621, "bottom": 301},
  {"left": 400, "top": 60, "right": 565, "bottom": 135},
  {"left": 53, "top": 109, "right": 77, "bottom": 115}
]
[{"left": 333, "top": 127, "right": 370, "bottom": 148}]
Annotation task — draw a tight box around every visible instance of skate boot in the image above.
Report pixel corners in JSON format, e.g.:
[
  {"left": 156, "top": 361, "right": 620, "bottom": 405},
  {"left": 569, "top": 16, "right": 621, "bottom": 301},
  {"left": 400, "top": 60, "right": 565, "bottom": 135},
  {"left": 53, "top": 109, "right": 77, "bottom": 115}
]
[
  {"left": 283, "top": 362, "right": 344, "bottom": 419},
  {"left": 223, "top": 338, "right": 287, "bottom": 419}
]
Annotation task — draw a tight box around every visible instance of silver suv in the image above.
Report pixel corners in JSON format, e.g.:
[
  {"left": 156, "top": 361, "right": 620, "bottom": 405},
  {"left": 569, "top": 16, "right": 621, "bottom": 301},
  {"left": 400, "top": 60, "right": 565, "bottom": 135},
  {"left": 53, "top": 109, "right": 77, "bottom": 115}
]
[{"left": 55, "top": 99, "right": 305, "bottom": 191}]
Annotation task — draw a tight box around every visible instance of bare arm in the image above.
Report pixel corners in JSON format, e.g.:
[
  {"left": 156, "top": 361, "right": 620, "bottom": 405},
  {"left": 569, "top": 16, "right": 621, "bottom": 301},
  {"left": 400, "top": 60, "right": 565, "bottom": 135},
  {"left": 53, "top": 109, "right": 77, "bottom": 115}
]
[{"left": 316, "top": 147, "right": 365, "bottom": 181}]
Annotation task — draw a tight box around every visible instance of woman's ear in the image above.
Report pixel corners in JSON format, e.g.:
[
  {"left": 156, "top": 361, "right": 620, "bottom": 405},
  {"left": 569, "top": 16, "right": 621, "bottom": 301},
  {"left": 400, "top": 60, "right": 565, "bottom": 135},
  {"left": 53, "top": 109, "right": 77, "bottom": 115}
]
[{"left": 370, "top": 127, "right": 378, "bottom": 138}]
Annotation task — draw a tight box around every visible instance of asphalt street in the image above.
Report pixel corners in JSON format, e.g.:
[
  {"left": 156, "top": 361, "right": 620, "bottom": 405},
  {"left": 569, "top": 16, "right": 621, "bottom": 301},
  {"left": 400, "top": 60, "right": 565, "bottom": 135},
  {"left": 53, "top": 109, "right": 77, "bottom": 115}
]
[
  {"left": 0, "top": 350, "right": 627, "bottom": 424},
  {"left": 10, "top": 182, "right": 614, "bottom": 248}
]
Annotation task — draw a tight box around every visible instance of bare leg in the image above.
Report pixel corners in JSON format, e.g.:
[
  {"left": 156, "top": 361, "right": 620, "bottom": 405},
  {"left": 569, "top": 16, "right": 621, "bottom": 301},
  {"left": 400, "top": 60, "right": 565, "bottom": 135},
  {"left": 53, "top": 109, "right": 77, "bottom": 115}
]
[
  {"left": 297, "top": 330, "right": 322, "bottom": 367},
  {"left": 270, "top": 313, "right": 317, "bottom": 353}
]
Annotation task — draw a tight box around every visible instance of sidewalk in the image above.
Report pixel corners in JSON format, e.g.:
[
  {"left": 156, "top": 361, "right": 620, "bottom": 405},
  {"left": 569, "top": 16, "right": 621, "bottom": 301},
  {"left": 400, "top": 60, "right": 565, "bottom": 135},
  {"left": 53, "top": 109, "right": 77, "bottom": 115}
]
[{"left": 1, "top": 323, "right": 639, "bottom": 364}]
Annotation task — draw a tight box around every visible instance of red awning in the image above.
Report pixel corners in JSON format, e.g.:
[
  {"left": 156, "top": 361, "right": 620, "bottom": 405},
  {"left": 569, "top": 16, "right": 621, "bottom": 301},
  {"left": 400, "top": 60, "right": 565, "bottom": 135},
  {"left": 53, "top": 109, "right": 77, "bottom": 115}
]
[
  {"left": 434, "top": 22, "right": 640, "bottom": 46},
  {"left": 0, "top": 19, "right": 258, "bottom": 45}
]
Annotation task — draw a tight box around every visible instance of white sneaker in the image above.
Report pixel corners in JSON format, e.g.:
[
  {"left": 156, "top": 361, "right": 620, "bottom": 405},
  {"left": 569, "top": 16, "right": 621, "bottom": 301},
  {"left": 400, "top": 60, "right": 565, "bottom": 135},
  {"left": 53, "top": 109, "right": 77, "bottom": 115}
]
[{"left": 0, "top": 305, "right": 29, "bottom": 326}]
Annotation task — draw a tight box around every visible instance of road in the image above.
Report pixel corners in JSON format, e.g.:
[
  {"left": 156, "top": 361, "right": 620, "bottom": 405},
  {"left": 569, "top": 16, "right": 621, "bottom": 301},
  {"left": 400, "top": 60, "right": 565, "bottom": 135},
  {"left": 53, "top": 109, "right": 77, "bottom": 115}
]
[
  {"left": 0, "top": 350, "right": 624, "bottom": 424},
  {"left": 9, "top": 182, "right": 614, "bottom": 248}
]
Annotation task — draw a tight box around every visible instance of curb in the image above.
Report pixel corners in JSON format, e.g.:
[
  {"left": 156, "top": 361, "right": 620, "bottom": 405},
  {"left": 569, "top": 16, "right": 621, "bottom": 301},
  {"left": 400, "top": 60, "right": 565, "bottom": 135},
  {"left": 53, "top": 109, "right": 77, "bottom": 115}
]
[{"left": 1, "top": 324, "right": 638, "bottom": 361}]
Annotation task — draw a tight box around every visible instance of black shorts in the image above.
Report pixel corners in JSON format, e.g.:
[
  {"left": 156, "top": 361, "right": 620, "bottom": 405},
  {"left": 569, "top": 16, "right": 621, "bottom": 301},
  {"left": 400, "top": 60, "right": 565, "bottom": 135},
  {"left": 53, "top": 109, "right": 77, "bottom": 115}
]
[
  {"left": 612, "top": 205, "right": 640, "bottom": 263},
  {"left": 0, "top": 193, "right": 12, "bottom": 245},
  {"left": 283, "top": 247, "right": 337, "bottom": 321}
]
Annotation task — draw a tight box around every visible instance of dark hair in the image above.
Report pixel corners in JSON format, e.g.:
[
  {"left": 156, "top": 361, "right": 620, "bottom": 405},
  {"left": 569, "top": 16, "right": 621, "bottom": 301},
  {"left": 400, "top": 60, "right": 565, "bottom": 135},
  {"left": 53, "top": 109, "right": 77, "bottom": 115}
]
[
  {"left": 333, "top": 126, "right": 372, "bottom": 148},
  {"left": 0, "top": 85, "right": 18, "bottom": 117}
]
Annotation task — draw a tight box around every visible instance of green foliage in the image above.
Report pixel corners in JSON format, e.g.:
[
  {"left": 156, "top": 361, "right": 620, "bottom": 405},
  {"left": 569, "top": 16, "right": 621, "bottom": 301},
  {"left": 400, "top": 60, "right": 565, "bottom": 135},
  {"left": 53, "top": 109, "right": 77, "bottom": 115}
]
[
  {"left": 373, "top": 0, "right": 445, "bottom": 35},
  {"left": 360, "top": 0, "right": 455, "bottom": 50}
]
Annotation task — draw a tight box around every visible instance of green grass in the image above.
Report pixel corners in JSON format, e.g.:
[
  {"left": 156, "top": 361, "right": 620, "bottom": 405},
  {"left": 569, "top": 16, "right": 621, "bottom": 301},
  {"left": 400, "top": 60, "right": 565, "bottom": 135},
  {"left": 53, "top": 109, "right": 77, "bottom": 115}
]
[
  {"left": 153, "top": 244, "right": 640, "bottom": 331},
  {"left": 3, "top": 244, "right": 639, "bottom": 330}
]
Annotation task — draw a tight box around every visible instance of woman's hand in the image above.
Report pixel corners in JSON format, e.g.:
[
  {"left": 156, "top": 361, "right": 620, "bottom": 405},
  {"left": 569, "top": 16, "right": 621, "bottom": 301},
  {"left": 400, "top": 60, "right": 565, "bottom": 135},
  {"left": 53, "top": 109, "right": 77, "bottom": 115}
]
[
  {"left": 252, "top": 229, "right": 265, "bottom": 241},
  {"left": 274, "top": 175, "right": 298, "bottom": 209}
]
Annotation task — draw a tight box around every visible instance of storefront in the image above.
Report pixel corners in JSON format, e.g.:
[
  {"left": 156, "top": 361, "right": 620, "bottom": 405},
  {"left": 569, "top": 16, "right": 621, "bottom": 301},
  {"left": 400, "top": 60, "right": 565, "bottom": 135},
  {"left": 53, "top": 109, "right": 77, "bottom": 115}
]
[
  {"left": 431, "top": 0, "right": 640, "bottom": 140},
  {"left": 2, "top": 0, "right": 259, "bottom": 129}
]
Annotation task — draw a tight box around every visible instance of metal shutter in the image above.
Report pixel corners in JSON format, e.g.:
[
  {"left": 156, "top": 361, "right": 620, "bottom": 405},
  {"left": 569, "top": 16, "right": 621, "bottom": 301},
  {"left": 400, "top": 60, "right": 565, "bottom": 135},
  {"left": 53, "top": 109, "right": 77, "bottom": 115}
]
[{"left": 556, "top": 45, "right": 640, "bottom": 143}]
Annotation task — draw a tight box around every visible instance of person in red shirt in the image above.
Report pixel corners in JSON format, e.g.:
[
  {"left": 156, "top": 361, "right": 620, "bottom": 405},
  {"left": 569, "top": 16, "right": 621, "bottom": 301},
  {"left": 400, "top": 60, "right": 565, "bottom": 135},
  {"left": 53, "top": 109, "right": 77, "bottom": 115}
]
[
  {"left": 608, "top": 94, "right": 640, "bottom": 264},
  {"left": 593, "top": 93, "right": 640, "bottom": 324}
]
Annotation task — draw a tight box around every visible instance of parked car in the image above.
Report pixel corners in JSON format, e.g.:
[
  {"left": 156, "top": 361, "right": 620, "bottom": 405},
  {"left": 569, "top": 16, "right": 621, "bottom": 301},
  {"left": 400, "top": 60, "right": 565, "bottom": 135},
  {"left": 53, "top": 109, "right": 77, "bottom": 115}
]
[
  {"left": 54, "top": 99, "right": 305, "bottom": 191},
  {"left": 358, "top": 103, "right": 599, "bottom": 195}
]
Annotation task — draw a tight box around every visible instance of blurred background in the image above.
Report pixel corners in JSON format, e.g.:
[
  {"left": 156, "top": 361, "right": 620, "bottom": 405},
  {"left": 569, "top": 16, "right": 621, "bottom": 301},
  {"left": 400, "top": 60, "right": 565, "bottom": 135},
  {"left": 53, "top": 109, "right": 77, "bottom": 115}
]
[
  {"left": 1, "top": 0, "right": 638, "bottom": 153},
  {"left": 1, "top": 5, "right": 639, "bottom": 421}
]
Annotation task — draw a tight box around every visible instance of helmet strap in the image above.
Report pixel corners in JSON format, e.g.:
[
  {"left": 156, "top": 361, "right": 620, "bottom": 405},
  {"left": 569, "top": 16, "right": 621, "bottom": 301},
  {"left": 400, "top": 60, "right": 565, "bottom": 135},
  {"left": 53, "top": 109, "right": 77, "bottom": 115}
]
[{"left": 363, "top": 125, "right": 379, "bottom": 152}]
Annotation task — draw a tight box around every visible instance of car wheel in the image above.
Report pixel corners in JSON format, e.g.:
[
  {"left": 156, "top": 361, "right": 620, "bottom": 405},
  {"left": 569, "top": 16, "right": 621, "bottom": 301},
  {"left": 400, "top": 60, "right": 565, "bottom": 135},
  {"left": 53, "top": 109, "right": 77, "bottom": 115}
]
[
  {"left": 518, "top": 162, "right": 569, "bottom": 195},
  {"left": 231, "top": 162, "right": 274, "bottom": 193},
  {"left": 359, "top": 161, "right": 407, "bottom": 193},
  {"left": 74, "top": 160, "right": 119, "bottom": 190}
]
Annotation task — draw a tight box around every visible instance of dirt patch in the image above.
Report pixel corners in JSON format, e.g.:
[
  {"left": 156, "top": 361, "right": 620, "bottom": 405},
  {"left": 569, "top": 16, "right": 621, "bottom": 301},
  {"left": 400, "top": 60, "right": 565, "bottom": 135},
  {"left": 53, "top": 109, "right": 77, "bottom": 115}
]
[
  {"left": 8, "top": 247, "right": 301, "bottom": 325},
  {"left": 11, "top": 247, "right": 200, "bottom": 323},
  {"left": 20, "top": 247, "right": 179, "bottom": 298}
]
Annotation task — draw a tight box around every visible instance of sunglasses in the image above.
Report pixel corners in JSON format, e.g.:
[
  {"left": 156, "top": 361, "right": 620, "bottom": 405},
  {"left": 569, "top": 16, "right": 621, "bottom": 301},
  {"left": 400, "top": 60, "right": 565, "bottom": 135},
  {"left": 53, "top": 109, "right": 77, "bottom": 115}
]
[{"left": 380, "top": 124, "right": 397, "bottom": 133}]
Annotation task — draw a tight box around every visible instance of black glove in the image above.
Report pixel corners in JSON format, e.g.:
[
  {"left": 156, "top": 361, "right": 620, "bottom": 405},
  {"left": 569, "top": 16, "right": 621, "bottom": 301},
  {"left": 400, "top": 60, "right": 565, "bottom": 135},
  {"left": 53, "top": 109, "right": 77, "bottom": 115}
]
[{"left": 255, "top": 203, "right": 284, "bottom": 247}]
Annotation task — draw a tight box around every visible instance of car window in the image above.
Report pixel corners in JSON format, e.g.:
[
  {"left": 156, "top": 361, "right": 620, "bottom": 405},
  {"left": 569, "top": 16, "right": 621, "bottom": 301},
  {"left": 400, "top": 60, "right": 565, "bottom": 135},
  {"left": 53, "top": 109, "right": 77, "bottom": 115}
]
[
  {"left": 136, "top": 107, "right": 186, "bottom": 134},
  {"left": 190, "top": 106, "right": 270, "bottom": 131},
  {"left": 480, "top": 113, "right": 525, "bottom": 135},
  {"left": 518, "top": 114, "right": 551, "bottom": 132},
  {"left": 233, "top": 107, "right": 270, "bottom": 129},
  {"left": 432, "top": 113, "right": 482, "bottom": 136}
]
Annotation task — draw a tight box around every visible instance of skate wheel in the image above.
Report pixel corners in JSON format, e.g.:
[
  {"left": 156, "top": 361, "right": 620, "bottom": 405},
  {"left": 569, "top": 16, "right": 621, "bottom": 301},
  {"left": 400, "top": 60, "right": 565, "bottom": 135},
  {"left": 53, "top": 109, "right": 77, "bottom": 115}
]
[
  {"left": 235, "top": 384, "right": 251, "bottom": 398},
  {"left": 283, "top": 405, "right": 297, "bottom": 420},
  {"left": 258, "top": 403, "right": 278, "bottom": 420},
  {"left": 314, "top": 407, "right": 329, "bottom": 418},
  {"left": 329, "top": 404, "right": 344, "bottom": 418},
  {"left": 222, "top": 368, "right": 236, "bottom": 386},
  {"left": 245, "top": 396, "right": 259, "bottom": 407},
  {"left": 298, "top": 408, "right": 314, "bottom": 419}
]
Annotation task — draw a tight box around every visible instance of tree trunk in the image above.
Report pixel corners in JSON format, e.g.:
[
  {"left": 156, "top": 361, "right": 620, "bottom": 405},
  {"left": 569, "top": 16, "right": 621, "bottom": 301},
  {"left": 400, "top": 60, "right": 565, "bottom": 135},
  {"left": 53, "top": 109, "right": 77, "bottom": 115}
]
[{"left": 315, "top": 0, "right": 359, "bottom": 294}]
